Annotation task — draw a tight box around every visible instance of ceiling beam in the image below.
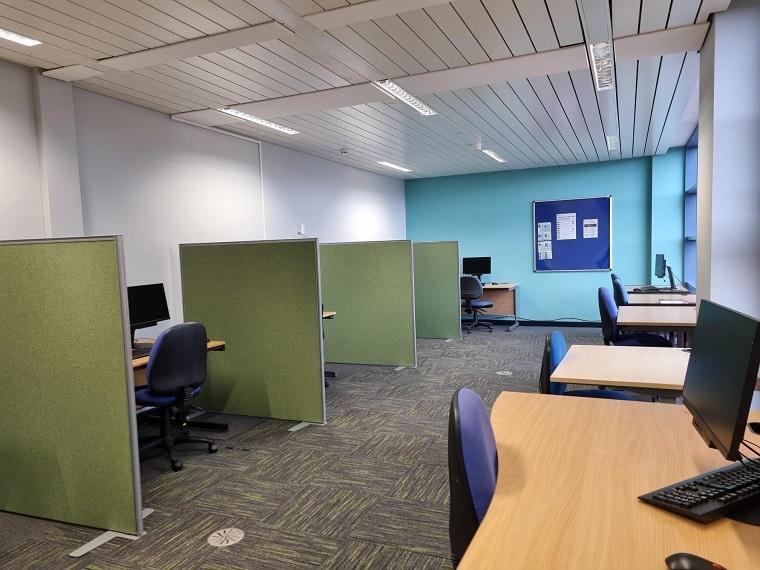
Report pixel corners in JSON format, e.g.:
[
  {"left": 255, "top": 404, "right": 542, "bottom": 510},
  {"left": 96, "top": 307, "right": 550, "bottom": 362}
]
[{"left": 614, "top": 23, "right": 710, "bottom": 61}]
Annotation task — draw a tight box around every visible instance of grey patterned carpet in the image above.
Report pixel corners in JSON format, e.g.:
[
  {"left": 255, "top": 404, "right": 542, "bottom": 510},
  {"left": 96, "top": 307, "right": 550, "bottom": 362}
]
[{"left": 0, "top": 326, "right": 603, "bottom": 569}]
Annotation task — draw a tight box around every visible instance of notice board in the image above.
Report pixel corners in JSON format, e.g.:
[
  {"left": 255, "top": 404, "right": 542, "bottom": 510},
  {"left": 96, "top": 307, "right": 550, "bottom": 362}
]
[{"left": 533, "top": 196, "right": 612, "bottom": 272}]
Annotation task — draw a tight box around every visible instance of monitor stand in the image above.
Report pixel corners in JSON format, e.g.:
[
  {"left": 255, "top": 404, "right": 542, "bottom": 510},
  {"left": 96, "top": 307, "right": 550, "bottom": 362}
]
[{"left": 727, "top": 499, "right": 760, "bottom": 526}]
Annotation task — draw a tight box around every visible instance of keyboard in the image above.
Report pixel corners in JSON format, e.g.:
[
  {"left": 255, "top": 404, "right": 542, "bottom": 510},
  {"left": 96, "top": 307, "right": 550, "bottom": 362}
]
[
  {"left": 639, "top": 459, "right": 760, "bottom": 523},
  {"left": 633, "top": 285, "right": 665, "bottom": 292},
  {"left": 132, "top": 345, "right": 153, "bottom": 359}
]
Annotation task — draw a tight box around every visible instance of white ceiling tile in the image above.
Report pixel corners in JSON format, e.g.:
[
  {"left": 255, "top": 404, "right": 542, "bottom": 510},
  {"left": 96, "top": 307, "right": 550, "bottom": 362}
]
[{"left": 546, "top": 0, "right": 584, "bottom": 46}]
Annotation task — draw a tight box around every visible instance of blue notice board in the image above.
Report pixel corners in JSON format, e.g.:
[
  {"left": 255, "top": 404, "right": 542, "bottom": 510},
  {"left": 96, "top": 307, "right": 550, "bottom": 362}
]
[{"left": 533, "top": 196, "right": 612, "bottom": 272}]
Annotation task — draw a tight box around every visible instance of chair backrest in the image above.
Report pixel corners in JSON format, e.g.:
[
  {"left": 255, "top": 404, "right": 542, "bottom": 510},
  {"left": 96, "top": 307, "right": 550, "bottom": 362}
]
[
  {"left": 610, "top": 272, "right": 620, "bottom": 285},
  {"left": 598, "top": 287, "right": 618, "bottom": 345},
  {"left": 147, "top": 322, "right": 208, "bottom": 395},
  {"left": 612, "top": 278, "right": 629, "bottom": 306},
  {"left": 460, "top": 276, "right": 483, "bottom": 300},
  {"left": 538, "top": 333, "right": 565, "bottom": 395},
  {"left": 448, "top": 388, "right": 498, "bottom": 564}
]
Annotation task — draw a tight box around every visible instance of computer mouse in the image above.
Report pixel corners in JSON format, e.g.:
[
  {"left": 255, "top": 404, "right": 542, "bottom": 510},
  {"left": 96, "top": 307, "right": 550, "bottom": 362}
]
[{"left": 665, "top": 552, "right": 726, "bottom": 570}]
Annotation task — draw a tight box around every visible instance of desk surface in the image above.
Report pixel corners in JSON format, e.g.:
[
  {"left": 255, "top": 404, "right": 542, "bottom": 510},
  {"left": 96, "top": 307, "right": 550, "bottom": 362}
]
[
  {"left": 627, "top": 293, "right": 697, "bottom": 306},
  {"left": 459, "top": 393, "right": 760, "bottom": 569},
  {"left": 132, "top": 340, "right": 225, "bottom": 370},
  {"left": 322, "top": 310, "right": 336, "bottom": 319},
  {"left": 618, "top": 304, "right": 697, "bottom": 328},
  {"left": 482, "top": 282, "right": 518, "bottom": 290},
  {"left": 551, "top": 345, "right": 689, "bottom": 391}
]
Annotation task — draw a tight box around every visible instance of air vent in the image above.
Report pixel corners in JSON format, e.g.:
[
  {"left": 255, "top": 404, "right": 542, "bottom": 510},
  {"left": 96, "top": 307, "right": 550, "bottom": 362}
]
[{"left": 606, "top": 135, "right": 620, "bottom": 152}]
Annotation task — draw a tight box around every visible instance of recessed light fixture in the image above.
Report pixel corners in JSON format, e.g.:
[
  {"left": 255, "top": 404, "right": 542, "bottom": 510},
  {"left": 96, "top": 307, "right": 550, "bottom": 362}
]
[
  {"left": 0, "top": 27, "right": 41, "bottom": 47},
  {"left": 481, "top": 149, "right": 506, "bottom": 163},
  {"left": 378, "top": 161, "right": 412, "bottom": 173},
  {"left": 606, "top": 135, "right": 619, "bottom": 152},
  {"left": 372, "top": 80, "right": 437, "bottom": 116},
  {"left": 588, "top": 42, "right": 615, "bottom": 91},
  {"left": 218, "top": 108, "right": 299, "bottom": 135}
]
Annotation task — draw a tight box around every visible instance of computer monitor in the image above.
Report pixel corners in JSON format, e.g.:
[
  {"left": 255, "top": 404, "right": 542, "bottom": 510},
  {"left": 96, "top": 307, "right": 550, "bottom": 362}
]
[
  {"left": 463, "top": 257, "right": 491, "bottom": 279},
  {"left": 127, "top": 283, "right": 170, "bottom": 347},
  {"left": 654, "top": 254, "right": 666, "bottom": 278},
  {"left": 682, "top": 300, "right": 760, "bottom": 461}
]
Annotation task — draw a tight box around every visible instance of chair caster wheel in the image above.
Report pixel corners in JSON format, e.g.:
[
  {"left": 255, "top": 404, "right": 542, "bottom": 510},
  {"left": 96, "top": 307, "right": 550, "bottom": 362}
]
[
  {"left": 171, "top": 459, "right": 183, "bottom": 471},
  {"left": 208, "top": 444, "right": 218, "bottom": 454}
]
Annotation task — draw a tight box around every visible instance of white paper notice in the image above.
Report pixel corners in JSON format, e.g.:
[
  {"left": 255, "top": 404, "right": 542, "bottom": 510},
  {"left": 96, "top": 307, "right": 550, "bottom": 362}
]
[
  {"left": 556, "top": 213, "right": 577, "bottom": 240},
  {"left": 537, "top": 222, "right": 552, "bottom": 241},
  {"left": 538, "top": 240, "right": 552, "bottom": 260},
  {"left": 583, "top": 218, "right": 599, "bottom": 239}
]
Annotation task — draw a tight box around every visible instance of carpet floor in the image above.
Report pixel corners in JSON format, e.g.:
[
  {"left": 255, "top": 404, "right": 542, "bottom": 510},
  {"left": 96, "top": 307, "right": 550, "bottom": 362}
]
[{"left": 0, "top": 326, "right": 605, "bottom": 569}]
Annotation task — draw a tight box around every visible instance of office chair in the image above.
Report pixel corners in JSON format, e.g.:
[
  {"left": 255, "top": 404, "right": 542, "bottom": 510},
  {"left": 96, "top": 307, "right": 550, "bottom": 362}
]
[
  {"left": 538, "top": 331, "right": 633, "bottom": 400},
  {"left": 598, "top": 288, "right": 672, "bottom": 347},
  {"left": 135, "top": 322, "right": 218, "bottom": 472},
  {"left": 460, "top": 276, "right": 493, "bottom": 333},
  {"left": 612, "top": 277, "right": 629, "bottom": 306},
  {"left": 448, "top": 388, "right": 498, "bottom": 567},
  {"left": 610, "top": 273, "right": 620, "bottom": 283}
]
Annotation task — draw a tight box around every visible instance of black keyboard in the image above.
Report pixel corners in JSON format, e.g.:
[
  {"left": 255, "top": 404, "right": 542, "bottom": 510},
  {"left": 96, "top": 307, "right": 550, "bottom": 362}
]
[
  {"left": 639, "top": 459, "right": 760, "bottom": 523},
  {"left": 132, "top": 345, "right": 153, "bottom": 359}
]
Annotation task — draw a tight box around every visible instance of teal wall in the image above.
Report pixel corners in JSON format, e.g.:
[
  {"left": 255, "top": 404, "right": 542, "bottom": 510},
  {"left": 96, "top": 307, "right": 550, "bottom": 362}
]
[
  {"left": 405, "top": 154, "right": 685, "bottom": 322},
  {"left": 651, "top": 148, "right": 686, "bottom": 284}
]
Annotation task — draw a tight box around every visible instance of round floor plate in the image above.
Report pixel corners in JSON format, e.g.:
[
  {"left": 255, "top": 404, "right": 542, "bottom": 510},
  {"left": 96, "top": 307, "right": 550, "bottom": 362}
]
[{"left": 207, "top": 527, "right": 245, "bottom": 547}]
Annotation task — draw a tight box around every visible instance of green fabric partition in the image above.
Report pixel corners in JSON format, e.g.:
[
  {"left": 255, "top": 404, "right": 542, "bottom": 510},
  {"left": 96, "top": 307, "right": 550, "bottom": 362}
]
[
  {"left": 180, "top": 239, "right": 325, "bottom": 423},
  {"left": 0, "top": 237, "right": 141, "bottom": 535},
  {"left": 321, "top": 241, "right": 416, "bottom": 366},
  {"left": 413, "top": 241, "right": 462, "bottom": 339}
]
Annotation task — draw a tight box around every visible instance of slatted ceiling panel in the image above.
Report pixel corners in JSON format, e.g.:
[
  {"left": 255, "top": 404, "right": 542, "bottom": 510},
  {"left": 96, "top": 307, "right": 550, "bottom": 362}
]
[
  {"left": 277, "top": 0, "right": 324, "bottom": 17},
  {"left": 208, "top": 0, "right": 272, "bottom": 25},
  {"left": 639, "top": 0, "right": 671, "bottom": 33},
  {"left": 149, "top": 62, "right": 251, "bottom": 102},
  {"left": 512, "top": 0, "right": 559, "bottom": 52},
  {"left": 0, "top": 44, "right": 59, "bottom": 68},
  {"left": 219, "top": 47, "right": 320, "bottom": 93},
  {"left": 488, "top": 82, "right": 567, "bottom": 165},
  {"left": 348, "top": 20, "right": 427, "bottom": 75},
  {"left": 314, "top": 0, "right": 350, "bottom": 9},
  {"left": 470, "top": 85, "right": 560, "bottom": 166},
  {"left": 696, "top": 0, "right": 732, "bottom": 23},
  {"left": 655, "top": 50, "right": 698, "bottom": 154},
  {"left": 568, "top": 68, "right": 610, "bottom": 161},
  {"left": 482, "top": 0, "right": 534, "bottom": 56},
  {"left": 2, "top": 0, "right": 150, "bottom": 53},
  {"left": 615, "top": 58, "right": 636, "bottom": 158},
  {"left": 166, "top": 59, "right": 268, "bottom": 100},
  {"left": 546, "top": 0, "right": 584, "bottom": 46},
  {"left": 180, "top": 55, "right": 285, "bottom": 98},
  {"left": 136, "top": 67, "right": 236, "bottom": 107},
  {"left": 398, "top": 9, "right": 468, "bottom": 68},
  {"left": 425, "top": 3, "right": 489, "bottom": 64},
  {"left": 547, "top": 72, "right": 599, "bottom": 162},
  {"left": 171, "top": 0, "right": 256, "bottom": 29},
  {"left": 77, "top": 75, "right": 195, "bottom": 113},
  {"left": 644, "top": 52, "right": 684, "bottom": 155},
  {"left": 78, "top": 79, "right": 185, "bottom": 114},
  {"left": 631, "top": 56, "right": 659, "bottom": 157},
  {"left": 0, "top": 39, "right": 87, "bottom": 67},
  {"left": 111, "top": 0, "right": 205, "bottom": 39},
  {"left": 508, "top": 78, "right": 577, "bottom": 164},
  {"left": 201, "top": 51, "right": 303, "bottom": 96},
  {"left": 450, "top": 0, "right": 511, "bottom": 60},
  {"left": 279, "top": 34, "right": 374, "bottom": 84},
  {"left": 611, "top": 0, "right": 641, "bottom": 38},
  {"left": 257, "top": 40, "right": 351, "bottom": 88},
  {"left": 529, "top": 75, "right": 590, "bottom": 163},
  {"left": 0, "top": 14, "right": 112, "bottom": 60},
  {"left": 99, "top": 69, "right": 223, "bottom": 109},
  {"left": 668, "top": 0, "right": 702, "bottom": 27},
  {"left": 328, "top": 25, "right": 407, "bottom": 77},
  {"left": 137, "top": 0, "right": 227, "bottom": 35},
  {"left": 372, "top": 15, "right": 447, "bottom": 72}
]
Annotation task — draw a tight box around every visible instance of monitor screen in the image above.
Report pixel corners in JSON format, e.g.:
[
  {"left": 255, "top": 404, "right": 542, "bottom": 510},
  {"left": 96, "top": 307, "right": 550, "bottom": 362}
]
[
  {"left": 654, "top": 254, "right": 666, "bottom": 278},
  {"left": 127, "top": 283, "right": 170, "bottom": 328},
  {"left": 682, "top": 301, "right": 760, "bottom": 460},
  {"left": 463, "top": 257, "right": 491, "bottom": 275}
]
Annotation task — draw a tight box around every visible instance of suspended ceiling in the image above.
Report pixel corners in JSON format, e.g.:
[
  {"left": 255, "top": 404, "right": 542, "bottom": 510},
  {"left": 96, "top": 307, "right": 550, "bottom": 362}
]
[{"left": 0, "top": 0, "right": 730, "bottom": 178}]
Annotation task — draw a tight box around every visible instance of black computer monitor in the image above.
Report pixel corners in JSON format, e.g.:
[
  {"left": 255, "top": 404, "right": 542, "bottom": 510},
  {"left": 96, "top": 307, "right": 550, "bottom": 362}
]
[
  {"left": 655, "top": 254, "right": 666, "bottom": 278},
  {"left": 682, "top": 300, "right": 760, "bottom": 461},
  {"left": 463, "top": 257, "right": 491, "bottom": 279},
  {"left": 127, "top": 283, "right": 170, "bottom": 347}
]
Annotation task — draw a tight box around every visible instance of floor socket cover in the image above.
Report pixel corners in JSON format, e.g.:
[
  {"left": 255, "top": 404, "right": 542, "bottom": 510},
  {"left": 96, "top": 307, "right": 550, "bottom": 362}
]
[{"left": 208, "top": 528, "right": 245, "bottom": 547}]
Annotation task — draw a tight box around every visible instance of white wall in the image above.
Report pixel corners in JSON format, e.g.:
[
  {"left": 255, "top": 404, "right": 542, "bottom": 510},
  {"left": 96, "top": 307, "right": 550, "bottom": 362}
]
[
  {"left": 75, "top": 89, "right": 265, "bottom": 332},
  {"left": 262, "top": 142, "right": 405, "bottom": 242},
  {"left": 0, "top": 60, "right": 44, "bottom": 240}
]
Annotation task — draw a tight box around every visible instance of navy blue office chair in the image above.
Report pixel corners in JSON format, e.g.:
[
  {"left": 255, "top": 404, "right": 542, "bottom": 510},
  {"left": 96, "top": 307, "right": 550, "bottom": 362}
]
[
  {"left": 460, "top": 276, "right": 493, "bottom": 333},
  {"left": 135, "top": 322, "right": 218, "bottom": 471},
  {"left": 598, "top": 288, "right": 672, "bottom": 347},
  {"left": 448, "top": 388, "right": 498, "bottom": 566},
  {"left": 610, "top": 272, "right": 620, "bottom": 285},
  {"left": 538, "top": 331, "right": 633, "bottom": 400},
  {"left": 612, "top": 278, "right": 629, "bottom": 306}
]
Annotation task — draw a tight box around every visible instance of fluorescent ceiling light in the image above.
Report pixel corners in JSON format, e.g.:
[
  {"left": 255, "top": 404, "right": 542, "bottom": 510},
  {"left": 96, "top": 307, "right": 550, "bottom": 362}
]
[
  {"left": 372, "top": 80, "right": 437, "bottom": 116},
  {"left": 377, "top": 161, "right": 412, "bottom": 173},
  {"left": 482, "top": 149, "right": 506, "bottom": 163},
  {"left": 218, "top": 108, "right": 299, "bottom": 134},
  {"left": 0, "top": 27, "right": 41, "bottom": 47},
  {"left": 606, "top": 135, "right": 619, "bottom": 152},
  {"left": 589, "top": 42, "right": 614, "bottom": 91}
]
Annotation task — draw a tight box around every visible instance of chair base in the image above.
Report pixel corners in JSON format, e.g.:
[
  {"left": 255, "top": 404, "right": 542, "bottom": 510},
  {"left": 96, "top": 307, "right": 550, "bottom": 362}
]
[
  {"left": 462, "top": 308, "right": 493, "bottom": 333},
  {"left": 140, "top": 407, "right": 218, "bottom": 472}
]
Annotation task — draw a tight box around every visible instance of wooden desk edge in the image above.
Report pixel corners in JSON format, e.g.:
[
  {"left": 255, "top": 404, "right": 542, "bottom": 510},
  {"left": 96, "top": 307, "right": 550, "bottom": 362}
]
[{"left": 132, "top": 339, "right": 226, "bottom": 369}]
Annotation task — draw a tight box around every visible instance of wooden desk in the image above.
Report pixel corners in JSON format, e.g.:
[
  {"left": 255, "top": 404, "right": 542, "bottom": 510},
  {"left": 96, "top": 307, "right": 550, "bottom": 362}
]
[
  {"left": 477, "top": 283, "right": 519, "bottom": 331},
  {"left": 627, "top": 293, "right": 697, "bottom": 306},
  {"left": 459, "top": 393, "right": 760, "bottom": 569},
  {"left": 618, "top": 305, "right": 697, "bottom": 342},
  {"left": 132, "top": 340, "right": 226, "bottom": 388},
  {"left": 626, "top": 284, "right": 690, "bottom": 294},
  {"left": 322, "top": 311, "right": 336, "bottom": 319},
  {"left": 551, "top": 345, "right": 689, "bottom": 391}
]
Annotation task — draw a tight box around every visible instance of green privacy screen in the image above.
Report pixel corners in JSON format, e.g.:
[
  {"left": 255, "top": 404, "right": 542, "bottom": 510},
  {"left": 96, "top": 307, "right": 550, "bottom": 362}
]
[
  {"left": 0, "top": 237, "right": 141, "bottom": 535},
  {"left": 413, "top": 241, "right": 462, "bottom": 339},
  {"left": 180, "top": 239, "right": 325, "bottom": 423},
  {"left": 321, "top": 241, "right": 416, "bottom": 367}
]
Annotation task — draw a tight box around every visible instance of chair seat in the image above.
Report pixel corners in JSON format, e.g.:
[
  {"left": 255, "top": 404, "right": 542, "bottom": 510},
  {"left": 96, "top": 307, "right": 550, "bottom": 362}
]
[
  {"left": 613, "top": 333, "right": 673, "bottom": 348},
  {"left": 135, "top": 386, "right": 200, "bottom": 407},
  {"left": 470, "top": 300, "right": 493, "bottom": 309},
  {"left": 565, "top": 389, "right": 634, "bottom": 401}
]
